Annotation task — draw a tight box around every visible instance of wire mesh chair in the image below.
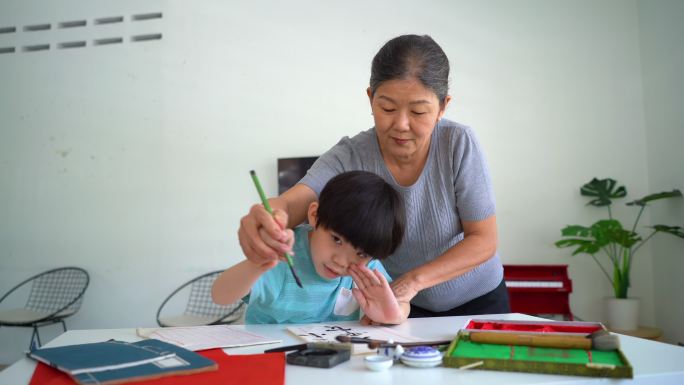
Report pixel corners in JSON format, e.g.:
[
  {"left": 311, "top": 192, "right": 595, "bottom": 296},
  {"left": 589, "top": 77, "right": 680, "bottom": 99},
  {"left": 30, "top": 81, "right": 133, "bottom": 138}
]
[
  {"left": 156, "top": 270, "right": 245, "bottom": 327},
  {"left": 0, "top": 267, "right": 90, "bottom": 349}
]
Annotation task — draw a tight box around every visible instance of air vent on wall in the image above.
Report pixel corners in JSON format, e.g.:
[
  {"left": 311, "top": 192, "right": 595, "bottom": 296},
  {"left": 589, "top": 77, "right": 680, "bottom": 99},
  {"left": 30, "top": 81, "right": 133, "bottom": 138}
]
[
  {"left": 132, "top": 13, "right": 162, "bottom": 21},
  {"left": 131, "top": 33, "right": 162, "bottom": 42},
  {"left": 94, "top": 37, "right": 123, "bottom": 46},
  {"left": 94, "top": 16, "right": 123, "bottom": 25},
  {"left": 1, "top": 12, "right": 163, "bottom": 55},
  {"left": 23, "top": 44, "right": 50, "bottom": 52},
  {"left": 59, "top": 20, "right": 87, "bottom": 29},
  {"left": 58, "top": 41, "right": 86, "bottom": 49},
  {"left": 24, "top": 23, "right": 51, "bottom": 32}
]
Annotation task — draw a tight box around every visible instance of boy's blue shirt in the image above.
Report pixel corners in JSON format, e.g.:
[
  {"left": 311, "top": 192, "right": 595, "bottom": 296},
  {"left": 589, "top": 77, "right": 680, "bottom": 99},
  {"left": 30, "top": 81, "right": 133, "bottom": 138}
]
[{"left": 244, "top": 224, "right": 392, "bottom": 324}]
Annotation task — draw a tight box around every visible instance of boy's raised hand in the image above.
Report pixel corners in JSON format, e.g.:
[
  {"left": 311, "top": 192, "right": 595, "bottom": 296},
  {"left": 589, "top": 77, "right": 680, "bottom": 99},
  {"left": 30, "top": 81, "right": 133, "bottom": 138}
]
[{"left": 349, "top": 263, "right": 403, "bottom": 325}]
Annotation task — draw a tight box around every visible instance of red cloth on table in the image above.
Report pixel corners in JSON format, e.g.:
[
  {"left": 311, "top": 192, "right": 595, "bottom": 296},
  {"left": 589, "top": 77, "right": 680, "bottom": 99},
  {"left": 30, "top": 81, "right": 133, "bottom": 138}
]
[
  {"left": 465, "top": 320, "right": 600, "bottom": 334},
  {"left": 29, "top": 349, "right": 285, "bottom": 385}
]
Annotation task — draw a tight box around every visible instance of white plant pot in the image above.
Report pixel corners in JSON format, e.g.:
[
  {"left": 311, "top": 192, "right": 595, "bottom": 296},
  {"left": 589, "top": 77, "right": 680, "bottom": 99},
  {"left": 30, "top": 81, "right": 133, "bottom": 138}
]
[{"left": 605, "top": 297, "right": 640, "bottom": 331}]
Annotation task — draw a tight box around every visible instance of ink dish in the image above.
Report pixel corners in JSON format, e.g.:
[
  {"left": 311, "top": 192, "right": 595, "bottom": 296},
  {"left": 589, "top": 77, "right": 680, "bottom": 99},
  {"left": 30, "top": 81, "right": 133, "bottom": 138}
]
[
  {"left": 399, "top": 346, "right": 442, "bottom": 368},
  {"left": 364, "top": 355, "right": 393, "bottom": 371}
]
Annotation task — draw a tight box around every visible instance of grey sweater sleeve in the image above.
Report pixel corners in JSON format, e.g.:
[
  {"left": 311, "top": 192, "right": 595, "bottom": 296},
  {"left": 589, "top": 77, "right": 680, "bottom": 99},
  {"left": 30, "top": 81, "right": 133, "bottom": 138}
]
[
  {"left": 450, "top": 125, "right": 496, "bottom": 221},
  {"left": 299, "top": 131, "right": 370, "bottom": 196}
]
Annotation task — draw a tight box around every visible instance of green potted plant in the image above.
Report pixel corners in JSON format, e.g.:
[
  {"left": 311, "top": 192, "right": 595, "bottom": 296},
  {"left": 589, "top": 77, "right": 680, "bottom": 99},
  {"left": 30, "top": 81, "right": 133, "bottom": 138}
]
[{"left": 555, "top": 178, "right": 683, "bottom": 330}]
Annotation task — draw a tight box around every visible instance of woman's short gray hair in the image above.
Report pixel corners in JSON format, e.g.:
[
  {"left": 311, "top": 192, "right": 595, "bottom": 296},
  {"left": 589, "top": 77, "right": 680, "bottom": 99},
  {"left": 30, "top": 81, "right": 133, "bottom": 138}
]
[{"left": 370, "top": 34, "right": 450, "bottom": 105}]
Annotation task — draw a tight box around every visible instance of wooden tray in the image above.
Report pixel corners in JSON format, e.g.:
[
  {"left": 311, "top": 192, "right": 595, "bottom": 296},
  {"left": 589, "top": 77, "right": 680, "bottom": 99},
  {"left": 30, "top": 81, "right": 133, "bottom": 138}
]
[{"left": 443, "top": 331, "right": 633, "bottom": 379}]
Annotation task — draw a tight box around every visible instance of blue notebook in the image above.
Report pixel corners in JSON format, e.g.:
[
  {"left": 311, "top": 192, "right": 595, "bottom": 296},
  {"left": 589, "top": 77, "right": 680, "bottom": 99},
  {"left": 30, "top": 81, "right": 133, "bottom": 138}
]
[{"left": 29, "top": 339, "right": 217, "bottom": 385}]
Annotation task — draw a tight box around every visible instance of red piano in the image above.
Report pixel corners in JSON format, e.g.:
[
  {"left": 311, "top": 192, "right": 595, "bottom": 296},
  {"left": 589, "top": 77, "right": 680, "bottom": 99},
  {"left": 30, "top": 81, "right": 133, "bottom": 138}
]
[{"left": 503, "top": 264, "right": 574, "bottom": 320}]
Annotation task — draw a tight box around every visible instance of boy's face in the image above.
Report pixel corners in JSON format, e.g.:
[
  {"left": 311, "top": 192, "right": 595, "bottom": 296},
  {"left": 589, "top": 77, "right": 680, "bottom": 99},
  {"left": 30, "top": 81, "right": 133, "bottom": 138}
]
[{"left": 307, "top": 202, "right": 372, "bottom": 280}]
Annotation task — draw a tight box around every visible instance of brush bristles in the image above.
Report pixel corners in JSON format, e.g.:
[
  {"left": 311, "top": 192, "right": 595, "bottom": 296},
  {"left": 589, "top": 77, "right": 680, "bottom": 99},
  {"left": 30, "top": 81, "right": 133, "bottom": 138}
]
[
  {"left": 290, "top": 265, "right": 303, "bottom": 288},
  {"left": 590, "top": 330, "right": 620, "bottom": 351}
]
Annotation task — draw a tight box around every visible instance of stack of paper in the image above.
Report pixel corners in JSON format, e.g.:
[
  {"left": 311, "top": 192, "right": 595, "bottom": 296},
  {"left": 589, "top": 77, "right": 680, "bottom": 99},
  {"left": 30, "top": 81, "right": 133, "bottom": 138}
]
[{"left": 137, "top": 325, "right": 281, "bottom": 351}]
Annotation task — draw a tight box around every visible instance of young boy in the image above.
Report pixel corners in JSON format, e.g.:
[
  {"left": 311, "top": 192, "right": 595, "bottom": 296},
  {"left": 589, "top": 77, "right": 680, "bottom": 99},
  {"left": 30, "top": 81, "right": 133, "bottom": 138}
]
[{"left": 212, "top": 170, "right": 409, "bottom": 324}]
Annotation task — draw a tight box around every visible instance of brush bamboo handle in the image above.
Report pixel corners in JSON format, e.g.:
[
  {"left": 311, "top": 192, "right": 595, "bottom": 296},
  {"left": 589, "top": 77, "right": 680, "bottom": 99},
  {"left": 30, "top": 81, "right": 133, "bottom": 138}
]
[
  {"left": 335, "top": 335, "right": 451, "bottom": 349},
  {"left": 369, "top": 340, "right": 453, "bottom": 349},
  {"left": 470, "top": 332, "right": 592, "bottom": 350}
]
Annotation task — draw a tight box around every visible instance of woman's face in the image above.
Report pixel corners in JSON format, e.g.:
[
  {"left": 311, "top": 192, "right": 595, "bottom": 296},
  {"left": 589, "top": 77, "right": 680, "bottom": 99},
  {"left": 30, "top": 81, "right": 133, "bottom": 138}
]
[{"left": 368, "top": 78, "right": 450, "bottom": 161}]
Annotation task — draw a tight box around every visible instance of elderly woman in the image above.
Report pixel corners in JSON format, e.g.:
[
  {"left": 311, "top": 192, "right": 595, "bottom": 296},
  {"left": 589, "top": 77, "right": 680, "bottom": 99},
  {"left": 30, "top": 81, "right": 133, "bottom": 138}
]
[{"left": 238, "top": 34, "right": 509, "bottom": 318}]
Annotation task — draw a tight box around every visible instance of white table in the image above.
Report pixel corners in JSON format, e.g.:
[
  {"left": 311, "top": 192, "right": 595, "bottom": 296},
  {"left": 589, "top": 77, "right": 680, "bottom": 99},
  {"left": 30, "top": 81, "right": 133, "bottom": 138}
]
[{"left": 2, "top": 313, "right": 683, "bottom": 385}]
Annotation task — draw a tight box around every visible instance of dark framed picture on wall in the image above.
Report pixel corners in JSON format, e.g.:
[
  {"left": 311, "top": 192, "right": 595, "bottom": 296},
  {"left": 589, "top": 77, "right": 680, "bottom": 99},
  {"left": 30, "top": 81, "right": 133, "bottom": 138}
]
[{"left": 277, "top": 156, "right": 318, "bottom": 194}]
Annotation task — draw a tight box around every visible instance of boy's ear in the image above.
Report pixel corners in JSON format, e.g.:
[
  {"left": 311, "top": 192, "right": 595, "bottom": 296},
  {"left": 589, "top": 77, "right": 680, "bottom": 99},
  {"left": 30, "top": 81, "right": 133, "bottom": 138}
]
[{"left": 307, "top": 202, "right": 319, "bottom": 227}]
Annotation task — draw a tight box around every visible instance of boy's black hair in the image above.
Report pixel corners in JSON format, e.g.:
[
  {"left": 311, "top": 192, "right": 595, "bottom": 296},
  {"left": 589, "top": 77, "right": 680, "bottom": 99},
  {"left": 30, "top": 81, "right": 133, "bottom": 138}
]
[{"left": 315, "top": 171, "right": 405, "bottom": 259}]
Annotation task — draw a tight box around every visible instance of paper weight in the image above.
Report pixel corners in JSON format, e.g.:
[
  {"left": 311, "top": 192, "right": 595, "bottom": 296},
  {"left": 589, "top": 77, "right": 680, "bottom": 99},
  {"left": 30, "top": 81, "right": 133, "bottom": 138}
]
[
  {"left": 286, "top": 347, "right": 351, "bottom": 368},
  {"left": 399, "top": 346, "right": 442, "bottom": 368}
]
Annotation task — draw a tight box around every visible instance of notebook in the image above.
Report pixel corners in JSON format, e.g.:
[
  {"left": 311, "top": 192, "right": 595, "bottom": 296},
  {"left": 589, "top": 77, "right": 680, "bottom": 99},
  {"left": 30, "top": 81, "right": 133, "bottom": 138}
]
[
  {"left": 30, "top": 349, "right": 285, "bottom": 385},
  {"left": 28, "top": 339, "right": 216, "bottom": 385}
]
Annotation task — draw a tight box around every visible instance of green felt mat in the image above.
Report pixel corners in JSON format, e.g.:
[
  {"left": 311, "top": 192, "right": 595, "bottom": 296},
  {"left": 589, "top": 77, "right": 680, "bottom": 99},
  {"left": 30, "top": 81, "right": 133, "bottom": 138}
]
[{"left": 450, "top": 340, "right": 624, "bottom": 366}]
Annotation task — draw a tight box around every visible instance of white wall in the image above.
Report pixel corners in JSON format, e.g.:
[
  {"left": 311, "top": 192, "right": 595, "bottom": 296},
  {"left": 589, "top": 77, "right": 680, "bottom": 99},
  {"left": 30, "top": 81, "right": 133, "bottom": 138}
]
[
  {"left": 637, "top": 0, "right": 684, "bottom": 345},
  {"left": 1, "top": 0, "right": 675, "bottom": 364}
]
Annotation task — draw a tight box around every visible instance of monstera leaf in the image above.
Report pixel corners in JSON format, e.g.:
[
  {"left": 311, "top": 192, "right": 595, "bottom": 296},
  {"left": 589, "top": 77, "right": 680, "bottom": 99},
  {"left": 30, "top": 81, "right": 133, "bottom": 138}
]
[
  {"left": 580, "top": 178, "right": 627, "bottom": 207},
  {"left": 626, "top": 189, "right": 682, "bottom": 206},
  {"left": 651, "top": 225, "right": 684, "bottom": 238},
  {"left": 555, "top": 220, "right": 640, "bottom": 256},
  {"left": 555, "top": 224, "right": 602, "bottom": 255}
]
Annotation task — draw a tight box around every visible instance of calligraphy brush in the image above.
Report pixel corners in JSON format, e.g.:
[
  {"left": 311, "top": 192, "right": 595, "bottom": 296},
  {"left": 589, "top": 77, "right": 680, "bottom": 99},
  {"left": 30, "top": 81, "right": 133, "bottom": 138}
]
[
  {"left": 469, "top": 329, "right": 620, "bottom": 351},
  {"left": 249, "top": 170, "right": 303, "bottom": 288},
  {"left": 335, "top": 335, "right": 452, "bottom": 349}
]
